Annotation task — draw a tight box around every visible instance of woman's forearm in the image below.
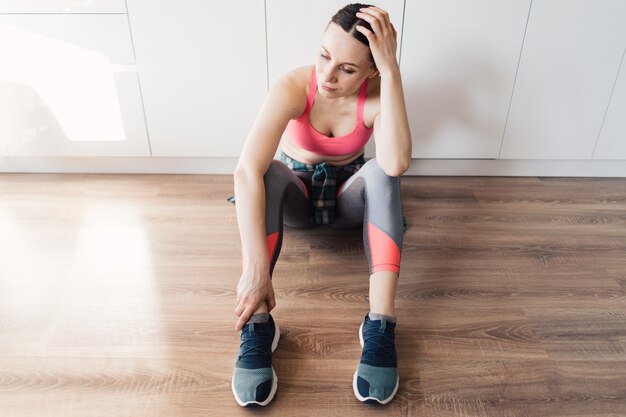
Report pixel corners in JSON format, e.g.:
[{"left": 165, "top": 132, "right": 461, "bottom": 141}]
[
  {"left": 376, "top": 68, "right": 412, "bottom": 176},
  {"left": 233, "top": 170, "right": 270, "bottom": 276},
  {"left": 232, "top": 168, "right": 276, "bottom": 329}
]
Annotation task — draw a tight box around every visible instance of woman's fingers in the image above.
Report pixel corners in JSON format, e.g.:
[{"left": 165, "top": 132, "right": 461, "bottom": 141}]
[
  {"left": 366, "top": 6, "right": 391, "bottom": 26},
  {"left": 234, "top": 299, "right": 246, "bottom": 317},
  {"left": 355, "top": 6, "right": 398, "bottom": 72},
  {"left": 356, "top": 12, "right": 383, "bottom": 39},
  {"left": 235, "top": 306, "right": 253, "bottom": 331},
  {"left": 266, "top": 284, "right": 276, "bottom": 312},
  {"left": 357, "top": 7, "right": 390, "bottom": 38},
  {"left": 355, "top": 24, "right": 373, "bottom": 40},
  {"left": 357, "top": 12, "right": 385, "bottom": 38}
]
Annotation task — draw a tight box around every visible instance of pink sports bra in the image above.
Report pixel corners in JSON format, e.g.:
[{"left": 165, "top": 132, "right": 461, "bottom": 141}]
[{"left": 283, "top": 65, "right": 374, "bottom": 156}]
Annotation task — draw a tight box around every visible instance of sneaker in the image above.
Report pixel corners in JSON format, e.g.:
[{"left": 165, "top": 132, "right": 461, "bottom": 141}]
[
  {"left": 353, "top": 313, "right": 399, "bottom": 404},
  {"left": 231, "top": 314, "right": 280, "bottom": 407}
]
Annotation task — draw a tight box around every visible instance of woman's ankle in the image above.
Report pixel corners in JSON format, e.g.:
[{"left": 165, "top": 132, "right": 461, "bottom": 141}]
[
  {"left": 369, "top": 307, "right": 396, "bottom": 318},
  {"left": 369, "top": 271, "right": 398, "bottom": 318}
]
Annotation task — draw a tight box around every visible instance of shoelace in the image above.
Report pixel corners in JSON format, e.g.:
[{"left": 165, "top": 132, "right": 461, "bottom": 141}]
[
  {"left": 363, "top": 320, "right": 396, "bottom": 358},
  {"left": 238, "top": 322, "right": 272, "bottom": 359}
]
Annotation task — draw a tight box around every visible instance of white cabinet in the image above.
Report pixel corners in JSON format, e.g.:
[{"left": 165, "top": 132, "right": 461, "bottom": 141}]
[
  {"left": 1, "top": 2, "right": 625, "bottom": 167},
  {"left": 0, "top": 14, "right": 150, "bottom": 156},
  {"left": 594, "top": 49, "right": 626, "bottom": 160},
  {"left": 0, "top": 1, "right": 126, "bottom": 14},
  {"left": 401, "top": 0, "right": 530, "bottom": 159},
  {"left": 126, "top": 0, "right": 267, "bottom": 158},
  {"left": 501, "top": 0, "right": 626, "bottom": 159}
]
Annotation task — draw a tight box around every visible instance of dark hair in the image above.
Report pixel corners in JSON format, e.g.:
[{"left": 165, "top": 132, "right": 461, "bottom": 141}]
[{"left": 328, "top": 3, "right": 377, "bottom": 68}]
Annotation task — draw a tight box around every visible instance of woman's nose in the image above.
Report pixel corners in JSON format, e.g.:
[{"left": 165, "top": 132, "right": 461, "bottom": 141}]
[{"left": 321, "top": 66, "right": 337, "bottom": 84}]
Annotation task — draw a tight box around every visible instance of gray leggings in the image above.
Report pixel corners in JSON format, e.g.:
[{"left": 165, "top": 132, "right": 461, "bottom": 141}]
[{"left": 263, "top": 158, "right": 404, "bottom": 277}]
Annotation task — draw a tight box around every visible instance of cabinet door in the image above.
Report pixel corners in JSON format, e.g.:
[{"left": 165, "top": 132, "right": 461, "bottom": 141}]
[
  {"left": 0, "top": 15, "right": 149, "bottom": 156},
  {"left": 126, "top": 0, "right": 267, "bottom": 157},
  {"left": 401, "top": 0, "right": 530, "bottom": 159},
  {"left": 593, "top": 49, "right": 626, "bottom": 160},
  {"left": 0, "top": 1, "right": 126, "bottom": 13},
  {"left": 0, "top": 73, "right": 148, "bottom": 157},
  {"left": 501, "top": 0, "right": 626, "bottom": 159}
]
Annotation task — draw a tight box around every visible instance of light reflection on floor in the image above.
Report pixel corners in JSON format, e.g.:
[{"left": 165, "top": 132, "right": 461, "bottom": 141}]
[{"left": 0, "top": 201, "right": 167, "bottom": 358}]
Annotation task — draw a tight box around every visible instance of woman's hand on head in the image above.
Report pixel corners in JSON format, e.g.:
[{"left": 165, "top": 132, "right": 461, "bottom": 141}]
[
  {"left": 234, "top": 270, "right": 276, "bottom": 332},
  {"left": 355, "top": 6, "right": 399, "bottom": 76}
]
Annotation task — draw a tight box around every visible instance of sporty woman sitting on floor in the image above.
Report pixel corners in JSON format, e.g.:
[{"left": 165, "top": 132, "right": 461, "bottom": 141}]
[{"left": 231, "top": 3, "right": 412, "bottom": 406}]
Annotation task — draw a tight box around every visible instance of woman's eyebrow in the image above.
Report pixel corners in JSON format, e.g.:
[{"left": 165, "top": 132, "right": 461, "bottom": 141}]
[{"left": 321, "top": 46, "right": 360, "bottom": 68}]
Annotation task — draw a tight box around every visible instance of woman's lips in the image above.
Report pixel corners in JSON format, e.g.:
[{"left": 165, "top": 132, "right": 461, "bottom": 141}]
[{"left": 322, "top": 84, "right": 336, "bottom": 92}]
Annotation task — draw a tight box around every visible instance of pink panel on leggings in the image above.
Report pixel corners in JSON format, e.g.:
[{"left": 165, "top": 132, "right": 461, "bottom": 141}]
[
  {"left": 267, "top": 232, "right": 279, "bottom": 261},
  {"left": 368, "top": 222, "right": 400, "bottom": 274}
]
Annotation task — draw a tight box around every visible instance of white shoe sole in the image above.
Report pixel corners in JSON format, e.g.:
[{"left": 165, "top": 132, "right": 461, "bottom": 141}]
[
  {"left": 353, "top": 321, "right": 399, "bottom": 404},
  {"left": 232, "top": 322, "right": 280, "bottom": 407}
]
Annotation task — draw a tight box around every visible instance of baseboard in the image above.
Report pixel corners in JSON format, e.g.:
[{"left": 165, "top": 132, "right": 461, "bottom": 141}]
[
  {"left": 1, "top": 157, "right": 625, "bottom": 177},
  {"left": 406, "top": 159, "right": 626, "bottom": 177},
  {"left": 0, "top": 157, "right": 239, "bottom": 174}
]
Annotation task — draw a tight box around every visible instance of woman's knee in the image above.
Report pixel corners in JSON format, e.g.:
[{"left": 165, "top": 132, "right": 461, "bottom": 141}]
[
  {"left": 361, "top": 159, "right": 400, "bottom": 187},
  {"left": 262, "top": 160, "right": 291, "bottom": 200},
  {"left": 263, "top": 160, "right": 289, "bottom": 182}
]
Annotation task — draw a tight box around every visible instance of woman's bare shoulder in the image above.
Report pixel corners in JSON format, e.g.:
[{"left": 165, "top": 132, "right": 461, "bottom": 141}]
[
  {"left": 275, "top": 65, "right": 313, "bottom": 91},
  {"left": 272, "top": 65, "right": 314, "bottom": 118}
]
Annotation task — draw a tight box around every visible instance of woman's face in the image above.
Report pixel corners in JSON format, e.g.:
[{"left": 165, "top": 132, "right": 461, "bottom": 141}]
[{"left": 316, "top": 22, "right": 378, "bottom": 98}]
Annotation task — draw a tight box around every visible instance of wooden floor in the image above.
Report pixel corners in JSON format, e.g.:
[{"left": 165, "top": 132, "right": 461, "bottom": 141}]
[{"left": 1, "top": 174, "right": 626, "bottom": 417}]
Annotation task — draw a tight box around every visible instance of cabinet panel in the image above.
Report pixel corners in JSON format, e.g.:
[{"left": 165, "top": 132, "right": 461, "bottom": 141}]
[
  {"left": 401, "top": 0, "right": 530, "bottom": 159},
  {"left": 501, "top": 0, "right": 626, "bottom": 159},
  {"left": 594, "top": 49, "right": 626, "bottom": 160},
  {"left": 0, "top": 16, "right": 148, "bottom": 156},
  {"left": 126, "top": 0, "right": 267, "bottom": 157},
  {"left": 0, "top": 15, "right": 134, "bottom": 64},
  {"left": 0, "top": 1, "right": 126, "bottom": 14},
  {"left": 0, "top": 72, "right": 149, "bottom": 156}
]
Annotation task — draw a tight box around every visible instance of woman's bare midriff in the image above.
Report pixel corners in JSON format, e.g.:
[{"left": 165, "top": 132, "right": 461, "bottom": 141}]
[{"left": 280, "top": 138, "right": 365, "bottom": 167}]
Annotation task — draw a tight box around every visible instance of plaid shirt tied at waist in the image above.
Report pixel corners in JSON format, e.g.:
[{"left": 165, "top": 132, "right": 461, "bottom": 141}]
[{"left": 280, "top": 151, "right": 365, "bottom": 225}]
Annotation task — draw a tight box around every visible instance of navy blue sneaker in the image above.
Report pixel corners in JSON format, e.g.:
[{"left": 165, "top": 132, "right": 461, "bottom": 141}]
[
  {"left": 353, "top": 313, "right": 399, "bottom": 404},
  {"left": 231, "top": 314, "right": 280, "bottom": 407}
]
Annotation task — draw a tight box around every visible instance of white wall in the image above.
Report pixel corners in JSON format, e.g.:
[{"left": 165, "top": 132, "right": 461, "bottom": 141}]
[{"left": 1, "top": 0, "right": 625, "bottom": 175}]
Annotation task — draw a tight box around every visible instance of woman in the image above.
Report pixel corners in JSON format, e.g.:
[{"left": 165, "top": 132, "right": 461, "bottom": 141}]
[{"left": 231, "top": 3, "right": 411, "bottom": 406}]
